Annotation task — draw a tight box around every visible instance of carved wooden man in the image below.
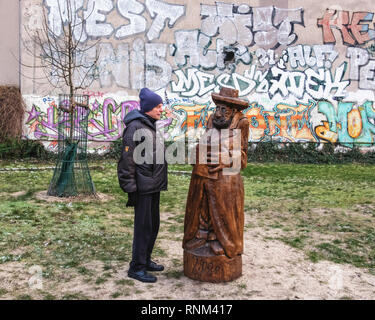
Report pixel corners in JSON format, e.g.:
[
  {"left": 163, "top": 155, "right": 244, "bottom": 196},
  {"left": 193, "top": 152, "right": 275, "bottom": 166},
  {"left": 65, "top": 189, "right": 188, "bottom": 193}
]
[{"left": 183, "top": 87, "right": 249, "bottom": 282}]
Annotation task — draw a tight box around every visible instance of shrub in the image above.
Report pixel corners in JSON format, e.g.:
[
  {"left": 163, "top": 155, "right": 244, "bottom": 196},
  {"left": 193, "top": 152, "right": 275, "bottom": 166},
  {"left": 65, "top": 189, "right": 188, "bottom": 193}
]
[
  {"left": 0, "top": 86, "right": 25, "bottom": 142},
  {"left": 0, "top": 138, "right": 52, "bottom": 160}
]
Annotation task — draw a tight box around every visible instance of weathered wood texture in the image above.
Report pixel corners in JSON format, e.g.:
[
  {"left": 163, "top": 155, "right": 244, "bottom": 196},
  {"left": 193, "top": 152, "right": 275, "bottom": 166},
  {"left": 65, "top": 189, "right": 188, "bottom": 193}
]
[
  {"left": 183, "top": 245, "right": 242, "bottom": 283},
  {"left": 183, "top": 88, "right": 249, "bottom": 283}
]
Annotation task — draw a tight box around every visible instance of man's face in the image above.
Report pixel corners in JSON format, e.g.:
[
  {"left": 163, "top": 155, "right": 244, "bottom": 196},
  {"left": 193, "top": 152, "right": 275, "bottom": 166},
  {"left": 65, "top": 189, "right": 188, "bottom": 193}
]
[
  {"left": 212, "top": 103, "right": 235, "bottom": 129},
  {"left": 145, "top": 103, "right": 163, "bottom": 120}
]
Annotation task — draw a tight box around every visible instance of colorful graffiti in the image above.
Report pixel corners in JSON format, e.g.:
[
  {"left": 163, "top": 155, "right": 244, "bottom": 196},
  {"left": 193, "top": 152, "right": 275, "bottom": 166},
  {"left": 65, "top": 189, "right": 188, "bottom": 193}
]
[
  {"left": 25, "top": 95, "right": 375, "bottom": 149},
  {"left": 244, "top": 100, "right": 317, "bottom": 143},
  {"left": 24, "top": 95, "right": 214, "bottom": 148},
  {"left": 21, "top": 2, "right": 375, "bottom": 150},
  {"left": 315, "top": 100, "right": 375, "bottom": 147}
]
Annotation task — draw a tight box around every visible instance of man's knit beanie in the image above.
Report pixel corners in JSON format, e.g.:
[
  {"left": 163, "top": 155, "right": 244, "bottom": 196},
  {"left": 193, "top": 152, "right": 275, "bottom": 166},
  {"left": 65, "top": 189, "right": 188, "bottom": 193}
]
[{"left": 139, "top": 88, "right": 163, "bottom": 113}]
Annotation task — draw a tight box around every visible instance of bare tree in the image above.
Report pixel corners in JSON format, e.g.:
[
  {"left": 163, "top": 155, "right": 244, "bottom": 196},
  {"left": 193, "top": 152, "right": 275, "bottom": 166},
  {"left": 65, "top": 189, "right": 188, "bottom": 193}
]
[
  {"left": 21, "top": 0, "right": 99, "bottom": 197},
  {"left": 23, "top": 0, "right": 100, "bottom": 140}
]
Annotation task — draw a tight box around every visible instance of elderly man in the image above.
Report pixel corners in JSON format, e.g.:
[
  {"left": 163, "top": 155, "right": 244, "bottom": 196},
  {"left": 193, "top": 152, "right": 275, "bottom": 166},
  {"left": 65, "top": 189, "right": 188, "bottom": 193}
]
[
  {"left": 183, "top": 87, "right": 249, "bottom": 275},
  {"left": 118, "top": 88, "right": 168, "bottom": 283}
]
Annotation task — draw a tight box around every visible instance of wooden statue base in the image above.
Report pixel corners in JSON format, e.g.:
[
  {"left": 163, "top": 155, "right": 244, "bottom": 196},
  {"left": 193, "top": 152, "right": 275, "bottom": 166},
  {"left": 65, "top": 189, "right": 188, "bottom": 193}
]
[{"left": 183, "top": 244, "right": 242, "bottom": 283}]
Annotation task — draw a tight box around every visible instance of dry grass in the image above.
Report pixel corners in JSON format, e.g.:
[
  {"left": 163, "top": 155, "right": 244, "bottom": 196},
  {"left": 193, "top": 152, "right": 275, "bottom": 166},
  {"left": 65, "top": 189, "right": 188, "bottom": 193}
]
[
  {"left": 0, "top": 86, "right": 26, "bottom": 142},
  {"left": 1, "top": 161, "right": 375, "bottom": 299}
]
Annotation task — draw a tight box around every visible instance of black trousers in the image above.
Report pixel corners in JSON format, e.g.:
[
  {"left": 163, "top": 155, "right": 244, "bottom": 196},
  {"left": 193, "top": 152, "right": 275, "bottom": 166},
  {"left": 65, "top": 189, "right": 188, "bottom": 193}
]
[{"left": 130, "top": 192, "right": 160, "bottom": 271}]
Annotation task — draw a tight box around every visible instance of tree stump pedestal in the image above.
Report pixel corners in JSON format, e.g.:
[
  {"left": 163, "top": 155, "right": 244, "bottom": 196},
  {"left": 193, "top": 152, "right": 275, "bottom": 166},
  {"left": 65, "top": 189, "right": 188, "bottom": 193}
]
[{"left": 183, "top": 244, "right": 242, "bottom": 283}]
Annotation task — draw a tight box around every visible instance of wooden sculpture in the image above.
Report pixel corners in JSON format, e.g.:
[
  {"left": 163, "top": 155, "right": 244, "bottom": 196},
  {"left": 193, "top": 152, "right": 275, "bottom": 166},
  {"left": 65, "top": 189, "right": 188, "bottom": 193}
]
[{"left": 183, "top": 87, "right": 250, "bottom": 282}]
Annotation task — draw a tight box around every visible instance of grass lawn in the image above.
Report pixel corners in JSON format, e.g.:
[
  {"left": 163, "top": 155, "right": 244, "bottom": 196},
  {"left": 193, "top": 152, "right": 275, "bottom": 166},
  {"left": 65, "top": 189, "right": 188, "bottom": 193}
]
[{"left": 0, "top": 160, "right": 375, "bottom": 299}]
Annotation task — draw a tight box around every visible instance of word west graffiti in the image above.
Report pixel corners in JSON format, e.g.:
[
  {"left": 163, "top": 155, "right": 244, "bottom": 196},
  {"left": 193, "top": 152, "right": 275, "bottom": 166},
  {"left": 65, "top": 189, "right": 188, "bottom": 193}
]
[
  {"left": 45, "top": 0, "right": 185, "bottom": 41},
  {"left": 318, "top": 9, "right": 375, "bottom": 46},
  {"left": 42, "top": 0, "right": 185, "bottom": 91},
  {"left": 315, "top": 100, "right": 375, "bottom": 147},
  {"left": 244, "top": 100, "right": 317, "bottom": 143}
]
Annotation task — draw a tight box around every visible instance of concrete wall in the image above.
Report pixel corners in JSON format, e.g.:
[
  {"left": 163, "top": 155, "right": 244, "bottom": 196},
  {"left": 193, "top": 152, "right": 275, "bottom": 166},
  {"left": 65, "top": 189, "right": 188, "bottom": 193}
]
[
  {"left": 0, "top": 0, "right": 20, "bottom": 86},
  {"left": 19, "top": 0, "right": 375, "bottom": 152}
]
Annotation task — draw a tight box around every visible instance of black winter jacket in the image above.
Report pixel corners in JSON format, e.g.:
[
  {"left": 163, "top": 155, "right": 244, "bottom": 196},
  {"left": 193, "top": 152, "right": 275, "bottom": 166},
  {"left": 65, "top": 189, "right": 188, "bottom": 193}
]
[{"left": 117, "top": 109, "right": 168, "bottom": 195}]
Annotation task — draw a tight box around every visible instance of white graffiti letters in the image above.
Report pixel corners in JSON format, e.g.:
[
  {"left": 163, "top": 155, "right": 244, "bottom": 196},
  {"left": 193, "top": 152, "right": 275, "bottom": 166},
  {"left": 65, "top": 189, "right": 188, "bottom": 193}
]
[
  {"left": 145, "top": 0, "right": 185, "bottom": 41},
  {"left": 145, "top": 43, "right": 172, "bottom": 90},
  {"left": 172, "top": 62, "right": 349, "bottom": 100},
  {"left": 269, "top": 63, "right": 349, "bottom": 99},
  {"left": 346, "top": 47, "right": 370, "bottom": 81},
  {"left": 346, "top": 47, "right": 375, "bottom": 89},
  {"left": 84, "top": 0, "right": 114, "bottom": 38},
  {"left": 93, "top": 41, "right": 172, "bottom": 90},
  {"left": 171, "top": 68, "right": 256, "bottom": 98},
  {"left": 253, "top": 6, "right": 303, "bottom": 48},
  {"left": 45, "top": 0, "right": 186, "bottom": 40},
  {"left": 97, "top": 43, "right": 130, "bottom": 88},
  {"left": 173, "top": 30, "right": 217, "bottom": 69},
  {"left": 45, "top": 0, "right": 87, "bottom": 41},
  {"left": 287, "top": 45, "right": 339, "bottom": 69},
  {"left": 115, "top": 0, "right": 146, "bottom": 39}
]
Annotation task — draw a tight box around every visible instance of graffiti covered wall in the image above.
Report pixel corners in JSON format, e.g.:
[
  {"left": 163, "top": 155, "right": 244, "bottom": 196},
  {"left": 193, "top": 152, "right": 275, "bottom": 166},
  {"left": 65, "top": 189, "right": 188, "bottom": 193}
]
[{"left": 20, "top": 0, "right": 375, "bottom": 152}]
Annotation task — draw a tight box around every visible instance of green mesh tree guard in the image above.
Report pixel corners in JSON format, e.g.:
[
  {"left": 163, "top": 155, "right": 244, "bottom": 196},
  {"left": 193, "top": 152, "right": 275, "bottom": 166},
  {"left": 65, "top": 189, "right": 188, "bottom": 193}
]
[{"left": 47, "top": 94, "right": 95, "bottom": 197}]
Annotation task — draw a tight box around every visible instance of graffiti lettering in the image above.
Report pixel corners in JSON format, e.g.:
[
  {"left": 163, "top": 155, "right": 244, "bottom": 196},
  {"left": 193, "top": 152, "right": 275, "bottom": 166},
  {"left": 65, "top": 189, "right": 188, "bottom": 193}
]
[
  {"left": 145, "top": 0, "right": 185, "bottom": 41},
  {"left": 245, "top": 101, "right": 317, "bottom": 142},
  {"left": 253, "top": 6, "right": 304, "bottom": 48},
  {"left": 172, "top": 63, "right": 349, "bottom": 100},
  {"left": 45, "top": 0, "right": 185, "bottom": 40},
  {"left": 346, "top": 47, "right": 375, "bottom": 89},
  {"left": 315, "top": 100, "right": 375, "bottom": 147},
  {"left": 24, "top": 96, "right": 212, "bottom": 146},
  {"left": 84, "top": 0, "right": 114, "bottom": 38},
  {"left": 45, "top": 0, "right": 87, "bottom": 41},
  {"left": 145, "top": 43, "right": 172, "bottom": 90},
  {"left": 171, "top": 68, "right": 256, "bottom": 98},
  {"left": 68, "top": 40, "right": 173, "bottom": 90},
  {"left": 115, "top": 0, "right": 146, "bottom": 39},
  {"left": 318, "top": 9, "right": 375, "bottom": 45},
  {"left": 287, "top": 45, "right": 339, "bottom": 69}
]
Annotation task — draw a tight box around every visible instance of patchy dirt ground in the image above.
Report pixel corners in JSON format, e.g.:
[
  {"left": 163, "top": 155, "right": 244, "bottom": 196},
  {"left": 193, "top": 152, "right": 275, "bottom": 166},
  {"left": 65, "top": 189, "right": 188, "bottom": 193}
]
[
  {"left": 1, "top": 213, "right": 374, "bottom": 300},
  {"left": 34, "top": 191, "right": 114, "bottom": 203}
]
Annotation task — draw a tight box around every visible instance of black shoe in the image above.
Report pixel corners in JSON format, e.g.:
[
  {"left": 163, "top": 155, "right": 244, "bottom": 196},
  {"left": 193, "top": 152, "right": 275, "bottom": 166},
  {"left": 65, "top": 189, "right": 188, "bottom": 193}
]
[
  {"left": 128, "top": 269, "right": 157, "bottom": 283},
  {"left": 147, "top": 261, "right": 164, "bottom": 272}
]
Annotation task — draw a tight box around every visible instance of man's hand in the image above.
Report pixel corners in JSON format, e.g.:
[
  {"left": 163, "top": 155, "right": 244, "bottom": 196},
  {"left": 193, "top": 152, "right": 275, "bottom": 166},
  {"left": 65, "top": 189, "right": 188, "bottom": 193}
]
[{"left": 126, "top": 192, "right": 137, "bottom": 207}]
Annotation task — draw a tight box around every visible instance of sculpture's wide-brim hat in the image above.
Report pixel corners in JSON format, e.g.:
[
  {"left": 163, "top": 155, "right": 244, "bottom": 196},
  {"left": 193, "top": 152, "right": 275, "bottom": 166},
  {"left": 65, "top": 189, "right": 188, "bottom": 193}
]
[{"left": 211, "top": 87, "right": 249, "bottom": 111}]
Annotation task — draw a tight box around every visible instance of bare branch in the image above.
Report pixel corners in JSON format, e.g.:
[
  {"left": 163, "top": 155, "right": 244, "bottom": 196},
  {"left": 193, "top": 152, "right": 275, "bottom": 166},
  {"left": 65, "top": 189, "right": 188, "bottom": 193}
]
[{"left": 22, "top": 0, "right": 100, "bottom": 105}]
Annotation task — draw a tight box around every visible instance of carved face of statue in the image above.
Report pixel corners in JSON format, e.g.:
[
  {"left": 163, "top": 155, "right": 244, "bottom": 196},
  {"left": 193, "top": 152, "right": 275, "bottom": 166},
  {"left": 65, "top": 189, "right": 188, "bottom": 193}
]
[{"left": 212, "top": 103, "right": 235, "bottom": 129}]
